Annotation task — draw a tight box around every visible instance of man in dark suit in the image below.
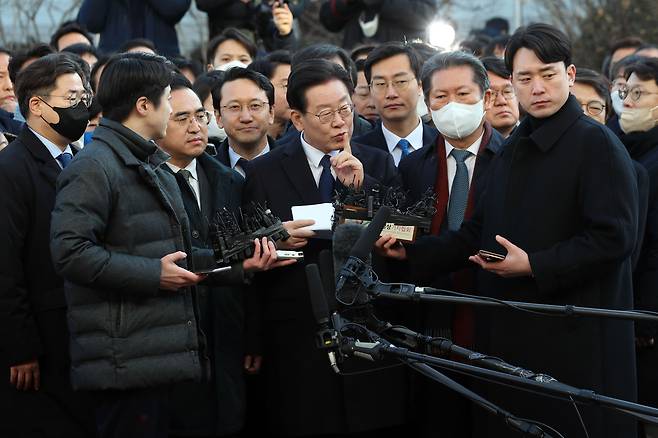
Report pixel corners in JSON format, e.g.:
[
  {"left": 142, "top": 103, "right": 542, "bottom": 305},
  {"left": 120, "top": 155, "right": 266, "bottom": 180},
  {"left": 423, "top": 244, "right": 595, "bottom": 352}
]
[
  {"left": 0, "top": 53, "right": 94, "bottom": 437},
  {"left": 378, "top": 24, "right": 639, "bottom": 438},
  {"left": 395, "top": 50, "right": 505, "bottom": 438},
  {"left": 211, "top": 68, "right": 277, "bottom": 178},
  {"left": 353, "top": 42, "right": 438, "bottom": 165},
  {"left": 242, "top": 59, "right": 403, "bottom": 437},
  {"left": 156, "top": 74, "right": 293, "bottom": 437}
]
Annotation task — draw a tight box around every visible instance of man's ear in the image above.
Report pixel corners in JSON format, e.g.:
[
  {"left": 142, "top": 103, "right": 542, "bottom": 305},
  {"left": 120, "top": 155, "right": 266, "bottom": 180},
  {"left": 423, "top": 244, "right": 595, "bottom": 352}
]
[
  {"left": 215, "top": 110, "right": 224, "bottom": 129},
  {"left": 290, "top": 109, "right": 304, "bottom": 132},
  {"left": 135, "top": 96, "right": 150, "bottom": 116},
  {"left": 483, "top": 89, "right": 494, "bottom": 111},
  {"left": 566, "top": 64, "right": 576, "bottom": 86},
  {"left": 28, "top": 96, "right": 44, "bottom": 119}
]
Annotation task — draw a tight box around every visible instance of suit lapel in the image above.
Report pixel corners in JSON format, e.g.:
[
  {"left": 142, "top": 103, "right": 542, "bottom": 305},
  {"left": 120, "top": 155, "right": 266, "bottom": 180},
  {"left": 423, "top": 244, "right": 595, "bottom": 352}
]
[
  {"left": 281, "top": 136, "right": 322, "bottom": 205},
  {"left": 21, "top": 128, "right": 61, "bottom": 188}
]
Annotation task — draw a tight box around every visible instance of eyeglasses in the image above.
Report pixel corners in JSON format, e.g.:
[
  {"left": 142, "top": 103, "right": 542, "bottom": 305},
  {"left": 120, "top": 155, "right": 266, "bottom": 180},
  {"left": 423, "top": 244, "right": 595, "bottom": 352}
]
[
  {"left": 220, "top": 100, "right": 270, "bottom": 115},
  {"left": 171, "top": 111, "right": 211, "bottom": 127},
  {"left": 308, "top": 103, "right": 354, "bottom": 124},
  {"left": 618, "top": 86, "right": 658, "bottom": 102},
  {"left": 40, "top": 91, "right": 92, "bottom": 108},
  {"left": 581, "top": 100, "right": 606, "bottom": 116},
  {"left": 491, "top": 87, "right": 516, "bottom": 101},
  {"left": 370, "top": 77, "right": 416, "bottom": 94}
]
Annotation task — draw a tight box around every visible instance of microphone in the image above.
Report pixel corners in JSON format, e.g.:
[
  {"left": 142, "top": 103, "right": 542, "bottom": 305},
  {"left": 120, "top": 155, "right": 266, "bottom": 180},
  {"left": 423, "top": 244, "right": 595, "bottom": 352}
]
[
  {"left": 332, "top": 223, "right": 367, "bottom": 283},
  {"left": 305, "top": 263, "right": 340, "bottom": 373},
  {"left": 335, "top": 206, "right": 391, "bottom": 305}
]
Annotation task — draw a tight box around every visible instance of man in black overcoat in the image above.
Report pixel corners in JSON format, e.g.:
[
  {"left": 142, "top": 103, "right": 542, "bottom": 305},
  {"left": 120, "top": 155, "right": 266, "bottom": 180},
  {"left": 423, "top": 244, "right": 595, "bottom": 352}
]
[
  {"left": 377, "top": 23, "right": 639, "bottom": 438},
  {"left": 0, "top": 53, "right": 94, "bottom": 437}
]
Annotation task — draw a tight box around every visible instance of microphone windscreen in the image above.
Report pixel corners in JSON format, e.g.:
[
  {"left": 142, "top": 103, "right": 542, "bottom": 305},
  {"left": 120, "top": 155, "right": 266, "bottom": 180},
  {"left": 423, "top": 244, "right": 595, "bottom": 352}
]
[
  {"left": 333, "top": 223, "right": 367, "bottom": 281},
  {"left": 348, "top": 206, "right": 391, "bottom": 262},
  {"left": 318, "top": 250, "right": 337, "bottom": 311},
  {"left": 306, "top": 264, "right": 329, "bottom": 325}
]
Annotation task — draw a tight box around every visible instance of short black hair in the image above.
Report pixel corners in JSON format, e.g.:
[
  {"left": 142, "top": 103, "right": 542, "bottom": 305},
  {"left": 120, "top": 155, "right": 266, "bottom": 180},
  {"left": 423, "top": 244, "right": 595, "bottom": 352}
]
[
  {"left": 291, "top": 44, "right": 357, "bottom": 89},
  {"left": 364, "top": 42, "right": 422, "bottom": 84},
  {"left": 350, "top": 44, "right": 376, "bottom": 61},
  {"left": 635, "top": 44, "right": 658, "bottom": 56},
  {"left": 206, "top": 28, "right": 257, "bottom": 65},
  {"left": 90, "top": 55, "right": 110, "bottom": 93},
  {"left": 624, "top": 57, "right": 658, "bottom": 86},
  {"left": 215, "top": 67, "right": 274, "bottom": 108},
  {"left": 287, "top": 59, "right": 354, "bottom": 113},
  {"left": 248, "top": 50, "right": 291, "bottom": 80},
  {"left": 0, "top": 47, "right": 10, "bottom": 57},
  {"left": 120, "top": 38, "right": 157, "bottom": 54},
  {"left": 169, "top": 55, "right": 204, "bottom": 79},
  {"left": 609, "top": 37, "right": 644, "bottom": 57},
  {"left": 481, "top": 55, "right": 510, "bottom": 79},
  {"left": 170, "top": 72, "right": 193, "bottom": 91},
  {"left": 193, "top": 70, "right": 225, "bottom": 108},
  {"left": 505, "top": 23, "right": 572, "bottom": 73},
  {"left": 611, "top": 54, "right": 642, "bottom": 81},
  {"left": 8, "top": 43, "right": 55, "bottom": 83},
  {"left": 408, "top": 41, "right": 439, "bottom": 64},
  {"left": 459, "top": 38, "right": 489, "bottom": 58},
  {"left": 50, "top": 20, "right": 94, "bottom": 50},
  {"left": 421, "top": 51, "right": 490, "bottom": 99},
  {"left": 61, "top": 43, "right": 98, "bottom": 60},
  {"left": 15, "top": 52, "right": 87, "bottom": 118},
  {"left": 575, "top": 68, "right": 611, "bottom": 117},
  {"left": 96, "top": 52, "right": 174, "bottom": 122},
  {"left": 354, "top": 58, "right": 366, "bottom": 73}
]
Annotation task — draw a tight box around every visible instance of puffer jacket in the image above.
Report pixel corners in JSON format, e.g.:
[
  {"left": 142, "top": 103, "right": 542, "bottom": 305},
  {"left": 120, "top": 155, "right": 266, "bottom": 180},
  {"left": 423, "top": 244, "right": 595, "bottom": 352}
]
[{"left": 50, "top": 118, "right": 243, "bottom": 390}]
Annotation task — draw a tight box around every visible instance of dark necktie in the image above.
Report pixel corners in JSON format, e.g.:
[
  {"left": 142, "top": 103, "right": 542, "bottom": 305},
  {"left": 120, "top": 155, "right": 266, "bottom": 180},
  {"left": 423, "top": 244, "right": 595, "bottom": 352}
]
[
  {"left": 237, "top": 157, "right": 251, "bottom": 177},
  {"left": 318, "top": 154, "right": 334, "bottom": 203},
  {"left": 397, "top": 139, "right": 411, "bottom": 157},
  {"left": 447, "top": 148, "right": 472, "bottom": 230},
  {"left": 57, "top": 152, "right": 73, "bottom": 169}
]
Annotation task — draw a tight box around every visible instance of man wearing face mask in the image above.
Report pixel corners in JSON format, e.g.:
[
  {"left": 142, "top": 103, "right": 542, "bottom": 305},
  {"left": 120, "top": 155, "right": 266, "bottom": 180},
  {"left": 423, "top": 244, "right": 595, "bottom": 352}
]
[
  {"left": 617, "top": 57, "right": 658, "bottom": 438},
  {"left": 0, "top": 53, "right": 94, "bottom": 437},
  {"left": 394, "top": 50, "right": 504, "bottom": 438},
  {"left": 353, "top": 42, "right": 438, "bottom": 166}
]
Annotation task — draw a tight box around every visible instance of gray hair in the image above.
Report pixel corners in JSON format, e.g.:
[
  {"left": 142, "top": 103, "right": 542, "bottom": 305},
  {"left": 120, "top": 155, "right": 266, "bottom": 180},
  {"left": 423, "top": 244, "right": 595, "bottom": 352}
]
[{"left": 421, "top": 51, "right": 490, "bottom": 99}]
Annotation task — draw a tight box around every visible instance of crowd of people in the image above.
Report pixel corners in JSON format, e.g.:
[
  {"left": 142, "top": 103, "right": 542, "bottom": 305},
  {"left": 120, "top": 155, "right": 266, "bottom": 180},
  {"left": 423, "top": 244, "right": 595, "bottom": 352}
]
[{"left": 1, "top": 1, "right": 658, "bottom": 438}]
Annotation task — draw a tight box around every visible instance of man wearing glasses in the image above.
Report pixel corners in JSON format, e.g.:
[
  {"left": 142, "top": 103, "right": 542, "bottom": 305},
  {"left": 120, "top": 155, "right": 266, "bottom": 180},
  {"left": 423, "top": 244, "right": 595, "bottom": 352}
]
[
  {"left": 212, "top": 67, "right": 277, "bottom": 178},
  {"left": 617, "top": 57, "right": 658, "bottom": 438},
  {"left": 482, "top": 55, "right": 521, "bottom": 138},
  {"left": 572, "top": 68, "right": 610, "bottom": 125},
  {"left": 0, "top": 53, "right": 94, "bottom": 437},
  {"left": 241, "top": 59, "right": 401, "bottom": 437},
  {"left": 354, "top": 42, "right": 438, "bottom": 166}
]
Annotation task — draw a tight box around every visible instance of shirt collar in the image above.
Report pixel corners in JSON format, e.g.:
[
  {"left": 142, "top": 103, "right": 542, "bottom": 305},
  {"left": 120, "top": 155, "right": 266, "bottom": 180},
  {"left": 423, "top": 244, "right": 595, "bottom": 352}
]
[
  {"left": 381, "top": 118, "right": 423, "bottom": 153},
  {"left": 444, "top": 131, "right": 484, "bottom": 158},
  {"left": 29, "top": 127, "right": 73, "bottom": 159},
  {"left": 166, "top": 158, "right": 198, "bottom": 180},
  {"left": 227, "top": 141, "right": 270, "bottom": 169},
  {"left": 300, "top": 131, "right": 338, "bottom": 168}
]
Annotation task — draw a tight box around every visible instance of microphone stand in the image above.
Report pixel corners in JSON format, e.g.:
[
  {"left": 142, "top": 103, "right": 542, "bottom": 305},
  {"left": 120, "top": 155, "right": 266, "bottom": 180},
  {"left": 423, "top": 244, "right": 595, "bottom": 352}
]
[
  {"left": 330, "top": 312, "right": 560, "bottom": 437},
  {"left": 338, "top": 256, "right": 658, "bottom": 323}
]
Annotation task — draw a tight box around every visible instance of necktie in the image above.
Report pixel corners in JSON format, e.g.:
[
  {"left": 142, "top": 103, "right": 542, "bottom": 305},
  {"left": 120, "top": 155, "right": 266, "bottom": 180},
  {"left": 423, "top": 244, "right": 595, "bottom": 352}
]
[
  {"left": 57, "top": 152, "right": 73, "bottom": 169},
  {"left": 318, "top": 154, "right": 334, "bottom": 203},
  {"left": 397, "top": 139, "right": 411, "bottom": 157},
  {"left": 447, "top": 148, "right": 472, "bottom": 230},
  {"left": 237, "top": 157, "right": 251, "bottom": 177}
]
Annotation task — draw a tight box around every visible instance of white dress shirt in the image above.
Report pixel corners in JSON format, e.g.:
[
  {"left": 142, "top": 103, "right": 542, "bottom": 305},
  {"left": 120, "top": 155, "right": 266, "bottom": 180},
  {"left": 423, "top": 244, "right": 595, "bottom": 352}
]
[
  {"left": 29, "top": 128, "right": 73, "bottom": 169},
  {"left": 300, "top": 132, "right": 338, "bottom": 187},
  {"left": 228, "top": 142, "right": 271, "bottom": 178},
  {"left": 166, "top": 159, "right": 201, "bottom": 209},
  {"left": 444, "top": 132, "right": 484, "bottom": 196},
  {"left": 381, "top": 119, "right": 424, "bottom": 166}
]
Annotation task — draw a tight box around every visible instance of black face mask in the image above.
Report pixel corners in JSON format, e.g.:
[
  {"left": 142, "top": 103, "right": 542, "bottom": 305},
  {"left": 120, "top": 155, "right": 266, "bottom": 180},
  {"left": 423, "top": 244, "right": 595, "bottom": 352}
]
[{"left": 39, "top": 98, "right": 90, "bottom": 142}]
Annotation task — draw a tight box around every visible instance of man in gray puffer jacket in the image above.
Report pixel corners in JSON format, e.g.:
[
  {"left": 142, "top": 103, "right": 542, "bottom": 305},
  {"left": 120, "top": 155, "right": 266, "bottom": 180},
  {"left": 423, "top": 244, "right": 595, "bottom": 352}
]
[{"left": 50, "top": 52, "right": 281, "bottom": 438}]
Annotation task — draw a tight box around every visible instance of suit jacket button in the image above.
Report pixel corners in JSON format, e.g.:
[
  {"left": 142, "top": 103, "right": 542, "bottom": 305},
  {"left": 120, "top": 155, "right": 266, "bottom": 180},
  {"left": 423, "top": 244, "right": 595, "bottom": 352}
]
[{"left": 192, "top": 230, "right": 200, "bottom": 239}]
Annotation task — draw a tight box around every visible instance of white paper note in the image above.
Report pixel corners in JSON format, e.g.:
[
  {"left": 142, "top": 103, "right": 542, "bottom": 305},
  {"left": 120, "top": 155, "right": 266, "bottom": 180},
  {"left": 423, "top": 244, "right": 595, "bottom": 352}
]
[{"left": 291, "top": 203, "right": 335, "bottom": 231}]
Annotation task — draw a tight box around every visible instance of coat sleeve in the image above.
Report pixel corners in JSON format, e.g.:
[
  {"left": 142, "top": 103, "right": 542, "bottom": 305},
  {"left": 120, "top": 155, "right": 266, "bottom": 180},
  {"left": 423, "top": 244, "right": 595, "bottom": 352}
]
[
  {"left": 50, "top": 156, "right": 162, "bottom": 297},
  {"left": 77, "top": 0, "right": 111, "bottom": 33},
  {"left": 529, "top": 131, "right": 639, "bottom": 293},
  {"left": 145, "top": 0, "right": 191, "bottom": 24},
  {"left": 0, "top": 164, "right": 42, "bottom": 365}
]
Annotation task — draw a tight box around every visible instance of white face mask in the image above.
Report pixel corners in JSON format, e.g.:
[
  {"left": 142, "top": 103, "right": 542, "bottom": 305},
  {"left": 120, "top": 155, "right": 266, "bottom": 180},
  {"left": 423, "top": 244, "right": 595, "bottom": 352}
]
[
  {"left": 216, "top": 60, "right": 248, "bottom": 71},
  {"left": 611, "top": 91, "right": 625, "bottom": 116},
  {"left": 431, "top": 99, "right": 485, "bottom": 140},
  {"left": 358, "top": 12, "right": 379, "bottom": 38},
  {"left": 207, "top": 114, "right": 227, "bottom": 141}
]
